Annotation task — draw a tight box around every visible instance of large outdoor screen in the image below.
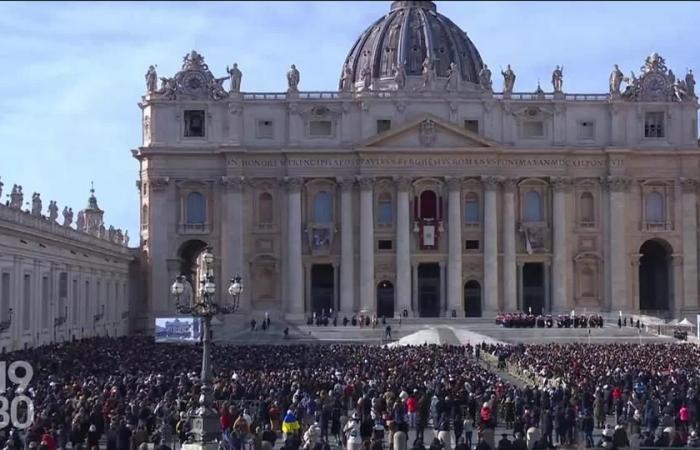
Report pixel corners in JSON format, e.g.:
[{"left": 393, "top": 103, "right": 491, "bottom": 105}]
[{"left": 154, "top": 317, "right": 201, "bottom": 343}]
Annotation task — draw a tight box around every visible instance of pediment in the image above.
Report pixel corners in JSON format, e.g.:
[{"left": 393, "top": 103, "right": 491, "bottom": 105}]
[{"left": 362, "top": 114, "right": 495, "bottom": 149}]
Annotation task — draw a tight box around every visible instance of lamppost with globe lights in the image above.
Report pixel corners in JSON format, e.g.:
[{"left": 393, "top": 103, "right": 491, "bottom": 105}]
[{"left": 170, "top": 247, "right": 243, "bottom": 445}]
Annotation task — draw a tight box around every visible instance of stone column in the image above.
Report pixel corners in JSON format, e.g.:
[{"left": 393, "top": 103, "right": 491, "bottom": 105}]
[
  {"left": 439, "top": 262, "right": 447, "bottom": 315},
  {"left": 681, "top": 179, "right": 698, "bottom": 312},
  {"left": 482, "top": 176, "right": 499, "bottom": 313},
  {"left": 147, "top": 177, "right": 172, "bottom": 316},
  {"left": 517, "top": 263, "right": 524, "bottom": 311},
  {"left": 395, "top": 177, "right": 412, "bottom": 317},
  {"left": 286, "top": 178, "right": 304, "bottom": 316},
  {"left": 220, "top": 176, "right": 247, "bottom": 310},
  {"left": 446, "top": 177, "right": 463, "bottom": 315},
  {"left": 338, "top": 178, "right": 355, "bottom": 315},
  {"left": 551, "top": 177, "right": 571, "bottom": 313},
  {"left": 358, "top": 177, "right": 375, "bottom": 311},
  {"left": 412, "top": 264, "right": 418, "bottom": 317},
  {"left": 544, "top": 262, "right": 551, "bottom": 312},
  {"left": 607, "top": 176, "right": 630, "bottom": 312},
  {"left": 502, "top": 179, "right": 517, "bottom": 312}
]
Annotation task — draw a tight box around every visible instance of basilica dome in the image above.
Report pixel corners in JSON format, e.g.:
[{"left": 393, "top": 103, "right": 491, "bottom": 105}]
[{"left": 340, "top": 1, "right": 485, "bottom": 91}]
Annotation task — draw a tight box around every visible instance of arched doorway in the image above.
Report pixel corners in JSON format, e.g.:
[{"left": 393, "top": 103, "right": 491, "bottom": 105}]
[
  {"left": 639, "top": 239, "right": 672, "bottom": 312},
  {"left": 464, "top": 280, "right": 481, "bottom": 317},
  {"left": 377, "top": 280, "right": 395, "bottom": 318},
  {"left": 177, "top": 239, "right": 209, "bottom": 291},
  {"left": 311, "top": 264, "right": 334, "bottom": 315},
  {"left": 418, "top": 263, "right": 440, "bottom": 317}
]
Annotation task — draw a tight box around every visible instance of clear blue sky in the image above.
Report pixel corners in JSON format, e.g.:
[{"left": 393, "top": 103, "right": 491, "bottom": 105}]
[{"left": 1, "top": 1, "right": 698, "bottom": 238}]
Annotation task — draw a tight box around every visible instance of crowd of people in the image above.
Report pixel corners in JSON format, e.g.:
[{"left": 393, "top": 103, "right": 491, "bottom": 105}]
[
  {"left": 4, "top": 333, "right": 700, "bottom": 450},
  {"left": 0, "top": 337, "right": 513, "bottom": 450},
  {"left": 487, "top": 342, "right": 700, "bottom": 448},
  {"left": 494, "top": 313, "right": 605, "bottom": 329}
]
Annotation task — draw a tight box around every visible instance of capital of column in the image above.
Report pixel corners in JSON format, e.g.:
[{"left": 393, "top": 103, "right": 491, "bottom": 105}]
[
  {"left": 357, "top": 176, "right": 375, "bottom": 191},
  {"left": 502, "top": 178, "right": 518, "bottom": 192},
  {"left": 681, "top": 178, "right": 700, "bottom": 193},
  {"left": 147, "top": 176, "right": 170, "bottom": 192},
  {"left": 481, "top": 176, "right": 503, "bottom": 191},
  {"left": 671, "top": 253, "right": 683, "bottom": 267},
  {"left": 605, "top": 176, "right": 631, "bottom": 192},
  {"left": 550, "top": 176, "right": 573, "bottom": 192},
  {"left": 220, "top": 176, "right": 246, "bottom": 192},
  {"left": 394, "top": 176, "right": 412, "bottom": 192},
  {"left": 337, "top": 177, "right": 355, "bottom": 192},
  {"left": 446, "top": 177, "right": 462, "bottom": 192},
  {"left": 284, "top": 177, "right": 303, "bottom": 192}
]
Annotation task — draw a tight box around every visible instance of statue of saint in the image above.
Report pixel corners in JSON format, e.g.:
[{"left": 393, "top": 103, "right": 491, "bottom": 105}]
[
  {"left": 226, "top": 63, "right": 242, "bottom": 93},
  {"left": 501, "top": 64, "right": 516, "bottom": 94},
  {"left": 361, "top": 65, "right": 372, "bottom": 91},
  {"left": 124, "top": 230, "right": 130, "bottom": 247},
  {"left": 552, "top": 65, "right": 564, "bottom": 93},
  {"left": 444, "top": 62, "right": 459, "bottom": 91},
  {"left": 31, "top": 193, "right": 42, "bottom": 217},
  {"left": 687, "top": 69, "right": 696, "bottom": 98},
  {"left": 340, "top": 64, "right": 354, "bottom": 92},
  {"left": 609, "top": 64, "right": 624, "bottom": 94},
  {"left": 76, "top": 211, "right": 85, "bottom": 231},
  {"left": 62, "top": 207, "right": 73, "bottom": 227},
  {"left": 48, "top": 201, "right": 58, "bottom": 222},
  {"left": 145, "top": 65, "right": 158, "bottom": 93},
  {"left": 287, "top": 64, "right": 300, "bottom": 93},
  {"left": 394, "top": 63, "right": 407, "bottom": 90},
  {"left": 479, "top": 64, "right": 493, "bottom": 92},
  {"left": 422, "top": 57, "right": 434, "bottom": 88}
]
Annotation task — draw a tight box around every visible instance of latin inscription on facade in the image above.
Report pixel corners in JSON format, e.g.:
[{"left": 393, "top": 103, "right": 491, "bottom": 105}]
[{"left": 227, "top": 156, "right": 624, "bottom": 170}]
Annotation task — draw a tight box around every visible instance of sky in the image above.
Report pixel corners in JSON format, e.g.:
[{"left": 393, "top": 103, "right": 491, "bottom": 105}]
[{"left": 0, "top": 1, "right": 699, "bottom": 239}]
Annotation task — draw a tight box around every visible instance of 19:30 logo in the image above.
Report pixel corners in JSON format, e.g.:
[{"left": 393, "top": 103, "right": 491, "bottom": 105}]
[{"left": 0, "top": 362, "right": 34, "bottom": 429}]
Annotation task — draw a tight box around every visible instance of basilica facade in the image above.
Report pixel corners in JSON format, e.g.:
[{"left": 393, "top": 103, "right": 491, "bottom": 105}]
[{"left": 136, "top": 1, "right": 699, "bottom": 328}]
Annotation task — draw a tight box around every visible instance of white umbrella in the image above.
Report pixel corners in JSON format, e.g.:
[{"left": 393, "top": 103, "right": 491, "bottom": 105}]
[{"left": 678, "top": 318, "right": 693, "bottom": 327}]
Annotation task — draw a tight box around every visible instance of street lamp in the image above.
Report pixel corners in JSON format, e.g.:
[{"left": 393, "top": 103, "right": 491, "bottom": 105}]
[
  {"left": 54, "top": 306, "right": 68, "bottom": 342},
  {"left": 170, "top": 247, "right": 243, "bottom": 444}
]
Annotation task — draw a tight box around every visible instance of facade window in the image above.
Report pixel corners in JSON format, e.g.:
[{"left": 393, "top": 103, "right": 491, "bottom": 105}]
[
  {"left": 644, "top": 112, "right": 665, "bottom": 138},
  {"left": 464, "top": 120, "right": 479, "bottom": 134},
  {"left": 1, "top": 273, "right": 10, "bottom": 322},
  {"left": 258, "top": 193, "right": 273, "bottom": 224},
  {"left": 377, "top": 193, "right": 393, "bottom": 225},
  {"left": 524, "top": 190, "right": 542, "bottom": 222},
  {"left": 309, "top": 120, "right": 333, "bottom": 137},
  {"left": 23, "top": 275, "right": 30, "bottom": 331},
  {"left": 578, "top": 121, "right": 595, "bottom": 140},
  {"left": 42, "top": 276, "right": 49, "bottom": 330},
  {"left": 465, "top": 240, "right": 480, "bottom": 250},
  {"left": 523, "top": 121, "right": 544, "bottom": 138},
  {"left": 141, "top": 204, "right": 148, "bottom": 229},
  {"left": 645, "top": 191, "right": 665, "bottom": 224},
  {"left": 464, "top": 193, "right": 479, "bottom": 223},
  {"left": 313, "top": 191, "right": 333, "bottom": 223},
  {"left": 378, "top": 240, "right": 393, "bottom": 250},
  {"left": 184, "top": 110, "right": 205, "bottom": 137},
  {"left": 256, "top": 120, "right": 274, "bottom": 139},
  {"left": 186, "top": 192, "right": 206, "bottom": 224},
  {"left": 579, "top": 192, "right": 595, "bottom": 225},
  {"left": 377, "top": 120, "right": 392, "bottom": 134}
]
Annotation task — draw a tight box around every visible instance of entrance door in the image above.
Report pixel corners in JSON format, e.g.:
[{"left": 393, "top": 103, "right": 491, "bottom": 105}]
[
  {"left": 311, "top": 265, "right": 334, "bottom": 315},
  {"left": 418, "top": 263, "right": 441, "bottom": 317},
  {"left": 639, "top": 239, "right": 671, "bottom": 312},
  {"left": 377, "top": 281, "right": 395, "bottom": 318},
  {"left": 464, "top": 280, "right": 482, "bottom": 317},
  {"left": 523, "top": 263, "right": 545, "bottom": 315}
]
